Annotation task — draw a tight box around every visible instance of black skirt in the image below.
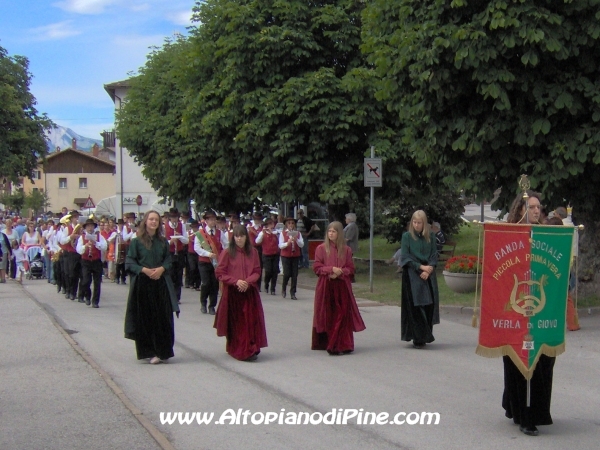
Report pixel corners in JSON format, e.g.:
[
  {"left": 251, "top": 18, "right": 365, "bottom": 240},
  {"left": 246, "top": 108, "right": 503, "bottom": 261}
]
[
  {"left": 400, "top": 269, "right": 435, "bottom": 345},
  {"left": 127, "top": 273, "right": 175, "bottom": 360}
]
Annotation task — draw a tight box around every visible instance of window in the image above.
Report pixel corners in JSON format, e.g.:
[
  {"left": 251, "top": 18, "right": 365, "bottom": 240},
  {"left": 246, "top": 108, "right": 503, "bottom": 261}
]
[
  {"left": 33, "top": 170, "right": 42, "bottom": 179},
  {"left": 33, "top": 188, "right": 38, "bottom": 192},
  {"left": 59, "top": 178, "right": 67, "bottom": 189},
  {"left": 79, "top": 178, "right": 88, "bottom": 189}
]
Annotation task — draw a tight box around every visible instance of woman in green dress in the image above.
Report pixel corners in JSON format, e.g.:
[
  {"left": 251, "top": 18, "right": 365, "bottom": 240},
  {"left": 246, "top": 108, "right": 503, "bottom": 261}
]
[
  {"left": 124, "top": 210, "right": 179, "bottom": 364},
  {"left": 400, "top": 210, "right": 440, "bottom": 348}
]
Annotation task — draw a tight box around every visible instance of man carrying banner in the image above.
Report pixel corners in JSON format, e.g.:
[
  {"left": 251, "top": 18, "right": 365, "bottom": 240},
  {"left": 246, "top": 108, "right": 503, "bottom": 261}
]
[{"left": 477, "top": 188, "right": 574, "bottom": 437}]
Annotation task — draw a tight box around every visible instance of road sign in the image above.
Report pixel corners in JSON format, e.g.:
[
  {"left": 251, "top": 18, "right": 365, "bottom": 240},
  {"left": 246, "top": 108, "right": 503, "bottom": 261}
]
[
  {"left": 136, "top": 195, "right": 143, "bottom": 206},
  {"left": 83, "top": 196, "right": 95, "bottom": 209},
  {"left": 364, "top": 158, "right": 382, "bottom": 187}
]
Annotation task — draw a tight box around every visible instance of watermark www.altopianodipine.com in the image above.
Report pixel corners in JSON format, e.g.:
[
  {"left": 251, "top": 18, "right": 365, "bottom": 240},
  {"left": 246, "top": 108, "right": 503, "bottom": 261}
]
[{"left": 160, "top": 409, "right": 440, "bottom": 426}]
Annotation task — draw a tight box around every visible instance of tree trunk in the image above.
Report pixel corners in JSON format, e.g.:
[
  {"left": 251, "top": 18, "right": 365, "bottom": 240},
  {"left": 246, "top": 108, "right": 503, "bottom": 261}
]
[{"left": 575, "top": 211, "right": 600, "bottom": 299}]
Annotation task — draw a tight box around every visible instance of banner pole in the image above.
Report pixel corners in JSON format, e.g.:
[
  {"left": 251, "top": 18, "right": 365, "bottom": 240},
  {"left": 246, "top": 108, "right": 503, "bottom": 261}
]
[{"left": 369, "top": 146, "right": 374, "bottom": 293}]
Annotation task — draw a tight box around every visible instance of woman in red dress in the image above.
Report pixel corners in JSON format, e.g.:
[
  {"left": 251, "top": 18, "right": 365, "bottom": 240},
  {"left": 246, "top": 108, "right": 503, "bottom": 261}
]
[
  {"left": 214, "top": 225, "right": 268, "bottom": 361},
  {"left": 312, "top": 221, "right": 366, "bottom": 355}
]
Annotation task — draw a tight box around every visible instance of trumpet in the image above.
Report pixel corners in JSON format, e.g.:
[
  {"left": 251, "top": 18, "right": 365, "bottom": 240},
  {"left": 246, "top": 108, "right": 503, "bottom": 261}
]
[{"left": 73, "top": 223, "right": 83, "bottom": 235}]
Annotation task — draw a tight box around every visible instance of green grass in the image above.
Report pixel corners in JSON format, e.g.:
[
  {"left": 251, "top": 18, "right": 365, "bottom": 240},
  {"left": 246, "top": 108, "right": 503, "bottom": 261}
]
[{"left": 348, "top": 224, "right": 599, "bottom": 308}]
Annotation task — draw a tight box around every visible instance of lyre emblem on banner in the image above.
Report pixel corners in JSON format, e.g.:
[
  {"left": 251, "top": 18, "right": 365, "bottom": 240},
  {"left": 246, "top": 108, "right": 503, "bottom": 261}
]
[{"left": 509, "top": 274, "right": 547, "bottom": 317}]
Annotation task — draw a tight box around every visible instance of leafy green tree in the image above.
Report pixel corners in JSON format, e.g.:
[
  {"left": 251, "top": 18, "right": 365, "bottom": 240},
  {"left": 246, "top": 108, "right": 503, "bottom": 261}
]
[
  {"left": 362, "top": 0, "right": 600, "bottom": 294},
  {"left": 118, "top": 0, "right": 398, "bottom": 212},
  {"left": 0, "top": 190, "right": 25, "bottom": 214},
  {"left": 24, "top": 189, "right": 50, "bottom": 218},
  {"left": 0, "top": 45, "right": 52, "bottom": 181}
]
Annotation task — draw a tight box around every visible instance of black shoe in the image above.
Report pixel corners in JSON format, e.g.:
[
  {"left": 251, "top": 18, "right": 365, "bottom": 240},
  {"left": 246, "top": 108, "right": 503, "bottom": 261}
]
[
  {"left": 245, "top": 354, "right": 258, "bottom": 362},
  {"left": 116, "top": 279, "right": 120, "bottom": 284},
  {"left": 201, "top": 305, "right": 207, "bottom": 314},
  {"left": 270, "top": 290, "right": 276, "bottom": 295},
  {"left": 290, "top": 294, "right": 298, "bottom": 300},
  {"left": 85, "top": 298, "right": 91, "bottom": 306},
  {"left": 92, "top": 304, "right": 99, "bottom": 308},
  {"left": 78, "top": 298, "right": 86, "bottom": 303},
  {"left": 265, "top": 285, "right": 269, "bottom": 292},
  {"left": 208, "top": 306, "right": 216, "bottom": 315},
  {"left": 519, "top": 425, "right": 539, "bottom": 436},
  {"left": 70, "top": 294, "right": 76, "bottom": 301},
  {"left": 122, "top": 280, "right": 126, "bottom": 285},
  {"left": 282, "top": 290, "right": 286, "bottom": 298},
  {"left": 412, "top": 342, "right": 426, "bottom": 349},
  {"left": 184, "top": 285, "right": 190, "bottom": 289}
]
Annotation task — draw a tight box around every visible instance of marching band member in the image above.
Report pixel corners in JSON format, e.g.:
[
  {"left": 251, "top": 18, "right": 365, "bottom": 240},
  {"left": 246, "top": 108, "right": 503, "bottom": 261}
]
[
  {"left": 185, "top": 219, "right": 201, "bottom": 290},
  {"left": 255, "top": 218, "right": 279, "bottom": 295},
  {"left": 194, "top": 211, "right": 228, "bottom": 315},
  {"left": 278, "top": 217, "right": 304, "bottom": 300},
  {"left": 59, "top": 210, "right": 82, "bottom": 300},
  {"left": 115, "top": 218, "right": 129, "bottom": 284},
  {"left": 165, "top": 208, "right": 188, "bottom": 303},
  {"left": 247, "top": 211, "right": 264, "bottom": 291},
  {"left": 76, "top": 218, "right": 107, "bottom": 307}
]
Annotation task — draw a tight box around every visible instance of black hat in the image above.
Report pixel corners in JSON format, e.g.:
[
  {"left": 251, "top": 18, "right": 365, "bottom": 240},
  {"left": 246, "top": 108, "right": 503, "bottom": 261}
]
[
  {"left": 69, "top": 210, "right": 80, "bottom": 217},
  {"left": 169, "top": 207, "right": 180, "bottom": 217},
  {"left": 284, "top": 216, "right": 296, "bottom": 224},
  {"left": 124, "top": 212, "right": 136, "bottom": 219},
  {"left": 190, "top": 219, "right": 200, "bottom": 228},
  {"left": 203, "top": 210, "right": 216, "bottom": 219},
  {"left": 181, "top": 210, "right": 190, "bottom": 217},
  {"left": 83, "top": 218, "right": 97, "bottom": 228},
  {"left": 252, "top": 211, "right": 264, "bottom": 219},
  {"left": 117, "top": 218, "right": 125, "bottom": 224}
]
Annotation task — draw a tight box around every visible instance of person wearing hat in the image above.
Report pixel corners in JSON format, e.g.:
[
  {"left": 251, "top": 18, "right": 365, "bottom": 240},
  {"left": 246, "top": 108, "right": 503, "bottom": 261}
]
[
  {"left": 58, "top": 210, "right": 83, "bottom": 300},
  {"left": 278, "top": 217, "right": 304, "bottom": 300},
  {"left": 118, "top": 213, "right": 137, "bottom": 285},
  {"left": 76, "top": 218, "right": 107, "bottom": 307},
  {"left": 255, "top": 218, "right": 280, "bottom": 295},
  {"left": 185, "top": 219, "right": 201, "bottom": 290},
  {"left": 247, "top": 211, "right": 265, "bottom": 291},
  {"left": 194, "top": 210, "right": 229, "bottom": 314},
  {"left": 165, "top": 207, "right": 188, "bottom": 302}
]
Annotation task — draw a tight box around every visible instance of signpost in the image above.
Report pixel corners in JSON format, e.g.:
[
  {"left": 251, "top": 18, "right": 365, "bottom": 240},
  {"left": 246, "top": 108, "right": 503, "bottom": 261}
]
[
  {"left": 364, "top": 150, "right": 382, "bottom": 292},
  {"left": 83, "top": 196, "right": 95, "bottom": 217}
]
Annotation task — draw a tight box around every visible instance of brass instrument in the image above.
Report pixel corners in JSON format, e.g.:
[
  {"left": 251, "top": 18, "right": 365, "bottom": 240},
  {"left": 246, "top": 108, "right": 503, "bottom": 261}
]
[
  {"left": 72, "top": 223, "right": 83, "bottom": 235},
  {"left": 51, "top": 249, "right": 63, "bottom": 262}
]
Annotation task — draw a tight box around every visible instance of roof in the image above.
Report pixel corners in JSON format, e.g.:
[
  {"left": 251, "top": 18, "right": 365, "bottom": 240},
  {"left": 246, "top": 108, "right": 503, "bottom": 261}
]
[
  {"left": 45, "top": 148, "right": 115, "bottom": 168},
  {"left": 104, "top": 78, "right": 132, "bottom": 102}
]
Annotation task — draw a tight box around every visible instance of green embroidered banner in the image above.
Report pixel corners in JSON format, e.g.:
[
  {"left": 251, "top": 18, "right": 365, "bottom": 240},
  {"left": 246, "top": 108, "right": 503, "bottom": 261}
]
[{"left": 476, "top": 223, "right": 574, "bottom": 379}]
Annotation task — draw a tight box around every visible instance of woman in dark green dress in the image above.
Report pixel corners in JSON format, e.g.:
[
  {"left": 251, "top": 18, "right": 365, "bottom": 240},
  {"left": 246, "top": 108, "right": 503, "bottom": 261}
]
[
  {"left": 400, "top": 210, "right": 440, "bottom": 348},
  {"left": 124, "top": 210, "right": 179, "bottom": 364}
]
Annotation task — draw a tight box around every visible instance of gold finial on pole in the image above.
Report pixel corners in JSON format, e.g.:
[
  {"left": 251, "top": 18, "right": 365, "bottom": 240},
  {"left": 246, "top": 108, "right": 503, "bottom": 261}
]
[{"left": 518, "top": 174, "right": 530, "bottom": 198}]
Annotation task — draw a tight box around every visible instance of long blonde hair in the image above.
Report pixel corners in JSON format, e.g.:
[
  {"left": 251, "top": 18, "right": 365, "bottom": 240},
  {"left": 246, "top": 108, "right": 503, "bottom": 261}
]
[
  {"left": 408, "top": 210, "right": 431, "bottom": 242},
  {"left": 324, "top": 221, "right": 346, "bottom": 258}
]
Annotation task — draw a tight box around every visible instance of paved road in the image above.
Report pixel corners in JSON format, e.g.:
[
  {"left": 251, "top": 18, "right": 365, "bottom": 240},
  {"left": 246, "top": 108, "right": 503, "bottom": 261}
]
[{"left": 2, "top": 277, "right": 599, "bottom": 449}]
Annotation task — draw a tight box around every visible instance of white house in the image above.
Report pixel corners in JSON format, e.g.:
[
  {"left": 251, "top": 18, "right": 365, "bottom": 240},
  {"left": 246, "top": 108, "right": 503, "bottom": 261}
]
[{"left": 104, "top": 79, "right": 168, "bottom": 218}]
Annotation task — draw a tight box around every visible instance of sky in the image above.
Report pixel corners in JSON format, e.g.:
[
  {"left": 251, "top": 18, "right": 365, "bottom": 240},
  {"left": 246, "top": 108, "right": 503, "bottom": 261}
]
[{"left": 0, "top": 0, "right": 196, "bottom": 140}]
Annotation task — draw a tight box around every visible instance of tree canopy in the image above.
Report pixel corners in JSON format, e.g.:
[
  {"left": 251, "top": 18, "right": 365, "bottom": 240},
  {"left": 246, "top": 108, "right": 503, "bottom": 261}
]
[
  {"left": 0, "top": 45, "right": 52, "bottom": 180},
  {"left": 117, "top": 0, "right": 407, "bottom": 212},
  {"left": 361, "top": 0, "right": 600, "bottom": 218}
]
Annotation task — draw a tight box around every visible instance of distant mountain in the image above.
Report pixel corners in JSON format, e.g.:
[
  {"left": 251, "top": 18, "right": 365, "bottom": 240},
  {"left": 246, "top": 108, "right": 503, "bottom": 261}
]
[{"left": 45, "top": 125, "right": 103, "bottom": 153}]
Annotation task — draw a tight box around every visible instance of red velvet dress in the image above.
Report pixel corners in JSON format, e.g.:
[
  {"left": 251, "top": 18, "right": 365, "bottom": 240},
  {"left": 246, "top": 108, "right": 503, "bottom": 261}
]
[
  {"left": 214, "top": 246, "right": 268, "bottom": 360},
  {"left": 312, "top": 244, "right": 366, "bottom": 354}
]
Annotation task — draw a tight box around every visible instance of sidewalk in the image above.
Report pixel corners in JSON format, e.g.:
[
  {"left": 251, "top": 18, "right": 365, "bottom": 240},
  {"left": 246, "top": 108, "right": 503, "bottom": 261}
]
[{"left": 0, "top": 280, "right": 163, "bottom": 450}]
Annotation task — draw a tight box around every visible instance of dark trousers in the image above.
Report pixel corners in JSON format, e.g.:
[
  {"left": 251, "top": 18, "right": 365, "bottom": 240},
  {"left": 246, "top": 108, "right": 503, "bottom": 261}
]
[
  {"left": 53, "top": 258, "right": 63, "bottom": 291},
  {"left": 281, "top": 256, "right": 300, "bottom": 295},
  {"left": 198, "top": 262, "right": 218, "bottom": 308},
  {"left": 63, "top": 251, "right": 81, "bottom": 297},
  {"left": 10, "top": 257, "right": 16, "bottom": 279},
  {"left": 79, "top": 259, "right": 103, "bottom": 305},
  {"left": 169, "top": 252, "right": 185, "bottom": 300},
  {"left": 262, "top": 254, "right": 280, "bottom": 292},
  {"left": 185, "top": 252, "right": 200, "bottom": 289},
  {"left": 115, "top": 262, "right": 127, "bottom": 283}
]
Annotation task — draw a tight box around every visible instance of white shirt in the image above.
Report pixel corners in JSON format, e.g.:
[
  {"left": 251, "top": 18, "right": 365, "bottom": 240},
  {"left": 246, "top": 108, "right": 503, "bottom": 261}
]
[
  {"left": 278, "top": 228, "right": 304, "bottom": 249},
  {"left": 76, "top": 232, "right": 107, "bottom": 255},
  {"left": 166, "top": 220, "right": 189, "bottom": 245},
  {"left": 194, "top": 225, "right": 228, "bottom": 258},
  {"left": 59, "top": 222, "right": 79, "bottom": 245}
]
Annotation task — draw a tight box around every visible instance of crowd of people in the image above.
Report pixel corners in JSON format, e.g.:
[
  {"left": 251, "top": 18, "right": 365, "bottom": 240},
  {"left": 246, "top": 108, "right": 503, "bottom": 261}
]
[{"left": 1, "top": 198, "right": 581, "bottom": 437}]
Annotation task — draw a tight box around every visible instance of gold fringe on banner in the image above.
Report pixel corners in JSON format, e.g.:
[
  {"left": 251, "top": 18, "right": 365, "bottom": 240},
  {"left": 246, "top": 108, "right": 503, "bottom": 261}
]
[
  {"left": 475, "top": 343, "right": 566, "bottom": 380},
  {"left": 472, "top": 221, "right": 483, "bottom": 328}
]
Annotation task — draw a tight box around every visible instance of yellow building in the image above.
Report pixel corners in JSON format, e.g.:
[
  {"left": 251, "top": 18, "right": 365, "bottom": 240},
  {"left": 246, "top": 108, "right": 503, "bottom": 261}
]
[{"left": 23, "top": 144, "right": 116, "bottom": 214}]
